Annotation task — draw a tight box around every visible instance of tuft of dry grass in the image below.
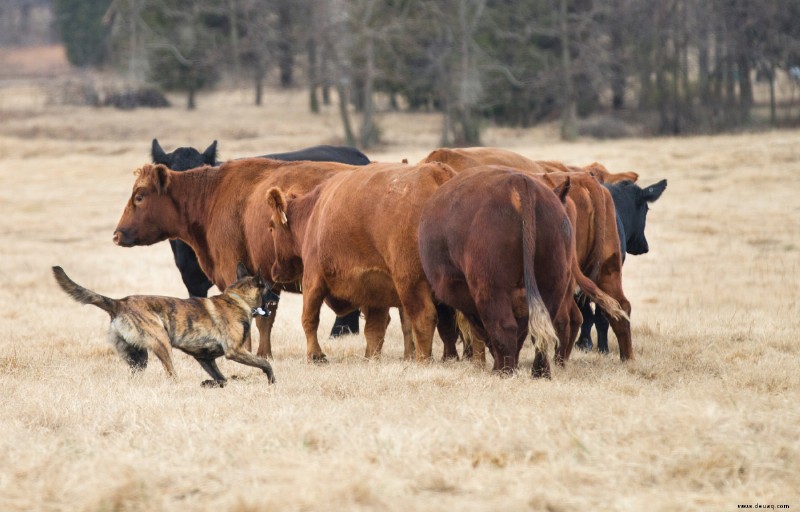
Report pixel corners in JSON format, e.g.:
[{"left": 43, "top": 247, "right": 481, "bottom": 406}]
[{"left": 0, "top": 82, "right": 798, "bottom": 511}]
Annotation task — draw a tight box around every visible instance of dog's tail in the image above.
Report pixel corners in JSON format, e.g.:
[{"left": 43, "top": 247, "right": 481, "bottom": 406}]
[{"left": 52, "top": 266, "right": 118, "bottom": 316}]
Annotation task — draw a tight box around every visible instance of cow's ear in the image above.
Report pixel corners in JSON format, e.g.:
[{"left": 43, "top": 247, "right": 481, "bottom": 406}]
[
  {"left": 152, "top": 139, "right": 167, "bottom": 163},
  {"left": 153, "top": 164, "right": 171, "bottom": 194},
  {"left": 236, "top": 261, "right": 250, "bottom": 280},
  {"left": 620, "top": 171, "right": 640, "bottom": 183},
  {"left": 266, "top": 187, "right": 289, "bottom": 227},
  {"left": 643, "top": 179, "right": 667, "bottom": 202},
  {"left": 203, "top": 140, "right": 218, "bottom": 164}
]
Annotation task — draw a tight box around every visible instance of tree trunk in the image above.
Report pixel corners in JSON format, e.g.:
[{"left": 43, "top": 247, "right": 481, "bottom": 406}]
[
  {"left": 559, "top": 0, "right": 577, "bottom": 141},
  {"left": 336, "top": 82, "right": 356, "bottom": 146},
  {"left": 359, "top": 34, "right": 378, "bottom": 148},
  {"left": 308, "top": 37, "right": 320, "bottom": 113},
  {"left": 610, "top": 3, "right": 625, "bottom": 110},
  {"left": 277, "top": 0, "right": 294, "bottom": 88},
  {"left": 453, "top": 0, "right": 483, "bottom": 146},
  {"left": 769, "top": 63, "right": 776, "bottom": 127},
  {"left": 254, "top": 63, "right": 264, "bottom": 106},
  {"left": 227, "top": 0, "right": 241, "bottom": 81},
  {"left": 187, "top": 88, "right": 196, "bottom": 110},
  {"left": 737, "top": 53, "right": 753, "bottom": 121}
]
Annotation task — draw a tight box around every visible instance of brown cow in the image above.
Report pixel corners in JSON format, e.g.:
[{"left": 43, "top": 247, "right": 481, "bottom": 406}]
[
  {"left": 113, "top": 158, "right": 361, "bottom": 360},
  {"left": 418, "top": 166, "right": 625, "bottom": 377},
  {"left": 265, "top": 162, "right": 458, "bottom": 361},
  {"left": 421, "top": 147, "right": 639, "bottom": 183},
  {"left": 421, "top": 147, "right": 634, "bottom": 362}
]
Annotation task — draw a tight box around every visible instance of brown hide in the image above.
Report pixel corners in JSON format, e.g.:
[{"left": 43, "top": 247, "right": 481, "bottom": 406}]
[
  {"left": 420, "top": 148, "right": 634, "bottom": 362},
  {"left": 421, "top": 147, "right": 639, "bottom": 183},
  {"left": 418, "top": 167, "right": 573, "bottom": 376},
  {"left": 113, "top": 157, "right": 360, "bottom": 358},
  {"left": 267, "top": 162, "right": 457, "bottom": 361}
]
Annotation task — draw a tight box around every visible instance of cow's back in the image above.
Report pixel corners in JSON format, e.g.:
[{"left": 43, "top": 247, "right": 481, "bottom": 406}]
[
  {"left": 419, "top": 166, "right": 570, "bottom": 316},
  {"left": 304, "top": 162, "right": 456, "bottom": 307},
  {"left": 421, "top": 147, "right": 545, "bottom": 173},
  {"left": 196, "top": 158, "right": 359, "bottom": 286}
]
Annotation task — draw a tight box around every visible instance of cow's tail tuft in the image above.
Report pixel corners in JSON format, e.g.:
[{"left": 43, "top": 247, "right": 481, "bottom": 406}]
[
  {"left": 520, "top": 179, "right": 560, "bottom": 366},
  {"left": 52, "top": 266, "right": 118, "bottom": 316},
  {"left": 570, "top": 258, "right": 628, "bottom": 321}
]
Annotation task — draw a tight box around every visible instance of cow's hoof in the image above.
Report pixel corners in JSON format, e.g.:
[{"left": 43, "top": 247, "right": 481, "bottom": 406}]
[
  {"left": 309, "top": 353, "right": 328, "bottom": 364},
  {"left": 576, "top": 337, "right": 593, "bottom": 352},
  {"left": 201, "top": 379, "right": 226, "bottom": 388}
]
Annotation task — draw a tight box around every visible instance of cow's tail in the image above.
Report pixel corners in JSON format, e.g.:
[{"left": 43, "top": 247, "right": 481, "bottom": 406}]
[
  {"left": 585, "top": 181, "right": 606, "bottom": 283},
  {"left": 570, "top": 256, "right": 628, "bottom": 321},
  {"left": 520, "top": 178, "right": 560, "bottom": 363},
  {"left": 52, "top": 266, "right": 118, "bottom": 316}
]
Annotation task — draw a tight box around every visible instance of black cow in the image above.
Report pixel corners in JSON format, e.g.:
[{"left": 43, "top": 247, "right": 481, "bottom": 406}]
[
  {"left": 576, "top": 178, "right": 667, "bottom": 353},
  {"left": 150, "top": 139, "right": 369, "bottom": 336}
]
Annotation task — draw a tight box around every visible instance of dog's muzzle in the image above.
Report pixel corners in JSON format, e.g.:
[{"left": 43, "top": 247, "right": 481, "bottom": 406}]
[{"left": 254, "top": 285, "right": 281, "bottom": 317}]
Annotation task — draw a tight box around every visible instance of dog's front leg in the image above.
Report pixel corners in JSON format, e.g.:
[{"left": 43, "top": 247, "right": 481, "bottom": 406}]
[
  {"left": 196, "top": 358, "right": 227, "bottom": 388},
  {"left": 224, "top": 348, "right": 276, "bottom": 384}
]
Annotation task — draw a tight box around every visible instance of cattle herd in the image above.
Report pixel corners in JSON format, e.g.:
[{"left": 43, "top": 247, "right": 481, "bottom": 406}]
[{"left": 85, "top": 140, "right": 667, "bottom": 385}]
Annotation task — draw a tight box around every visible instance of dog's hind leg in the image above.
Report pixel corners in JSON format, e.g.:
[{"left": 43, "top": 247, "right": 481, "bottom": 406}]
[
  {"left": 149, "top": 334, "right": 176, "bottom": 378},
  {"left": 224, "top": 348, "right": 275, "bottom": 384},
  {"left": 196, "top": 358, "right": 227, "bottom": 388},
  {"left": 109, "top": 332, "right": 148, "bottom": 371}
]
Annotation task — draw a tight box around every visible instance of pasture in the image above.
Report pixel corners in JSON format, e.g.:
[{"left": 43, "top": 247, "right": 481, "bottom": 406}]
[{"left": 0, "top": 84, "right": 798, "bottom": 511}]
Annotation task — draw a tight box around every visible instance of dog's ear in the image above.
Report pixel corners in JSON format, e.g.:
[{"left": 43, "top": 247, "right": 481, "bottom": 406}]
[
  {"left": 266, "top": 187, "right": 289, "bottom": 227},
  {"left": 236, "top": 261, "right": 250, "bottom": 280}
]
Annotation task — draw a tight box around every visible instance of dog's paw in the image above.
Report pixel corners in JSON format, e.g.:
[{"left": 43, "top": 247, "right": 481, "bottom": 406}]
[
  {"left": 201, "top": 379, "right": 226, "bottom": 388},
  {"left": 309, "top": 353, "right": 328, "bottom": 364}
]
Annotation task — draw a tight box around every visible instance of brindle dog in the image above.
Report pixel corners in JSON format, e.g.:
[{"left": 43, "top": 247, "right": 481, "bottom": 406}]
[{"left": 52, "top": 263, "right": 275, "bottom": 387}]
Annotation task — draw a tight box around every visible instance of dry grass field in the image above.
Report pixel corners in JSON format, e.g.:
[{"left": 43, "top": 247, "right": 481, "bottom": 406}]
[{"left": 0, "top": 81, "right": 798, "bottom": 512}]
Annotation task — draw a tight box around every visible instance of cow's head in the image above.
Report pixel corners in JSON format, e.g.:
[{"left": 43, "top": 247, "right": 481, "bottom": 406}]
[
  {"left": 113, "top": 164, "right": 180, "bottom": 247},
  {"left": 152, "top": 139, "right": 217, "bottom": 171},
  {"left": 266, "top": 187, "right": 303, "bottom": 283},
  {"left": 608, "top": 179, "right": 667, "bottom": 255}
]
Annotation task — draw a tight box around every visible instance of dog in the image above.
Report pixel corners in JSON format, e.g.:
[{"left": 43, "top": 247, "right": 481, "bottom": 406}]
[{"left": 52, "top": 263, "right": 275, "bottom": 387}]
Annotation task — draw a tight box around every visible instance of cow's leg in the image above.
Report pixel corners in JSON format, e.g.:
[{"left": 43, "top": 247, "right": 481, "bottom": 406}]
[
  {"left": 554, "top": 298, "right": 582, "bottom": 365},
  {"left": 597, "top": 270, "right": 633, "bottom": 360},
  {"left": 397, "top": 283, "right": 438, "bottom": 362},
  {"left": 363, "top": 307, "right": 390, "bottom": 358},
  {"left": 330, "top": 310, "right": 360, "bottom": 337},
  {"left": 595, "top": 306, "right": 610, "bottom": 354},
  {"left": 300, "top": 278, "right": 328, "bottom": 363},
  {"left": 576, "top": 299, "right": 595, "bottom": 352},
  {"left": 248, "top": 287, "right": 280, "bottom": 356},
  {"left": 474, "top": 295, "right": 518, "bottom": 373},
  {"left": 462, "top": 314, "right": 488, "bottom": 367},
  {"left": 436, "top": 303, "right": 459, "bottom": 361},
  {"left": 254, "top": 299, "right": 279, "bottom": 358},
  {"left": 398, "top": 308, "right": 414, "bottom": 360}
]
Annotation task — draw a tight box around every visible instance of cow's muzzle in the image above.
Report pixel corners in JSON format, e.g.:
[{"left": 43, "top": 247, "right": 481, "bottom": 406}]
[{"left": 113, "top": 229, "right": 133, "bottom": 247}]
